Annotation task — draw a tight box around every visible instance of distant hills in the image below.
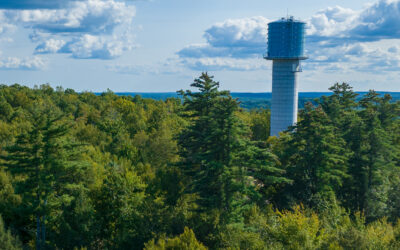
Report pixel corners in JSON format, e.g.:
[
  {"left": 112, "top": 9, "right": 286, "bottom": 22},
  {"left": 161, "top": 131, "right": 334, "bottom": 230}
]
[{"left": 114, "top": 92, "right": 400, "bottom": 110}]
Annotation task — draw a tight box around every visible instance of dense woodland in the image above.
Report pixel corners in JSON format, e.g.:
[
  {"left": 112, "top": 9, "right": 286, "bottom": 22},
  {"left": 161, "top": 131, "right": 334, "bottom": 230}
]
[
  {"left": 0, "top": 73, "right": 400, "bottom": 249},
  {"left": 122, "top": 92, "right": 400, "bottom": 110}
]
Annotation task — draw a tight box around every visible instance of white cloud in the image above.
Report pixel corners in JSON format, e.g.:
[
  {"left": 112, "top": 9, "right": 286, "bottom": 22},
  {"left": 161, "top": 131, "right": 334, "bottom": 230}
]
[
  {"left": 62, "top": 34, "right": 135, "bottom": 59},
  {"left": 0, "top": 10, "right": 16, "bottom": 37},
  {"left": 178, "top": 43, "right": 263, "bottom": 59},
  {"left": 0, "top": 56, "right": 46, "bottom": 70},
  {"left": 388, "top": 46, "right": 399, "bottom": 53},
  {"left": 308, "top": 6, "right": 358, "bottom": 38},
  {"left": 109, "top": 56, "right": 269, "bottom": 74},
  {"left": 350, "top": 0, "right": 400, "bottom": 39},
  {"left": 305, "top": 40, "right": 400, "bottom": 73},
  {"left": 0, "top": 0, "right": 137, "bottom": 60},
  {"left": 204, "top": 16, "right": 269, "bottom": 48},
  {"left": 308, "top": 0, "right": 400, "bottom": 43},
  {"left": 182, "top": 57, "right": 268, "bottom": 71},
  {"left": 35, "top": 39, "right": 66, "bottom": 54},
  {"left": 10, "top": 0, "right": 136, "bottom": 35},
  {"left": 177, "top": 16, "right": 269, "bottom": 60}
]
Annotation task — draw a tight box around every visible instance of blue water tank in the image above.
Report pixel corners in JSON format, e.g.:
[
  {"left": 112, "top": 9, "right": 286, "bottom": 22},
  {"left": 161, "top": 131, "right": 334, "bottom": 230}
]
[{"left": 266, "top": 17, "right": 307, "bottom": 60}]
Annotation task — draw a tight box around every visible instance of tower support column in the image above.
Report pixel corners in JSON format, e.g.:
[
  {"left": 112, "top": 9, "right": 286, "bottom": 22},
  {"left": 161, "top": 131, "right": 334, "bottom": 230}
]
[{"left": 270, "top": 60, "right": 300, "bottom": 136}]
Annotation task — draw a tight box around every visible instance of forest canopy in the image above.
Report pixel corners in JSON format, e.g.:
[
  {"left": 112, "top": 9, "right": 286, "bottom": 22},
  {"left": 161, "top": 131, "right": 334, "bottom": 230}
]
[{"left": 0, "top": 73, "right": 400, "bottom": 249}]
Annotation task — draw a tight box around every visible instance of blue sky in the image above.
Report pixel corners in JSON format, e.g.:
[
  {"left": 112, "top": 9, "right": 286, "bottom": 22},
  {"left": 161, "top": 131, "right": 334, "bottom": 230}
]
[{"left": 0, "top": 0, "right": 399, "bottom": 92}]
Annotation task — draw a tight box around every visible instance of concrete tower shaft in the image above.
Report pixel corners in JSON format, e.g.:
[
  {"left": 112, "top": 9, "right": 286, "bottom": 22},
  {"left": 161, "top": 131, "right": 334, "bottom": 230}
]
[{"left": 270, "top": 60, "right": 300, "bottom": 136}]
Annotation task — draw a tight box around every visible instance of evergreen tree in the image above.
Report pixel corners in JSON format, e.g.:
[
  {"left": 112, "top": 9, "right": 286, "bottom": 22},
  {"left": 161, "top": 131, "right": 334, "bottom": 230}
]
[
  {"left": 0, "top": 216, "right": 22, "bottom": 250},
  {"left": 356, "top": 91, "right": 398, "bottom": 220},
  {"left": 178, "top": 73, "right": 247, "bottom": 215},
  {"left": 318, "top": 83, "right": 361, "bottom": 210},
  {"left": 178, "top": 73, "right": 286, "bottom": 224},
  {"left": 0, "top": 170, "right": 21, "bottom": 228},
  {"left": 280, "top": 103, "right": 350, "bottom": 207},
  {"left": 93, "top": 161, "right": 147, "bottom": 249},
  {"left": 1, "top": 80, "right": 400, "bottom": 249},
  {"left": 1, "top": 102, "right": 86, "bottom": 249}
]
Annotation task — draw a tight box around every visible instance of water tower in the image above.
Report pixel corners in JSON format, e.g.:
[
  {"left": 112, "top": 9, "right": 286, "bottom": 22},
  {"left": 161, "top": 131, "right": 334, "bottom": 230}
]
[{"left": 265, "top": 16, "right": 308, "bottom": 136}]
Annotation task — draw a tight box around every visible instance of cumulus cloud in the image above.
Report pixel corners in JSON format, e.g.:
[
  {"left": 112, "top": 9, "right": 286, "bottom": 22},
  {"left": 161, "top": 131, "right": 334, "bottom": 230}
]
[
  {"left": 0, "top": 0, "right": 137, "bottom": 60},
  {"left": 0, "top": 11, "right": 16, "bottom": 37},
  {"left": 178, "top": 0, "right": 400, "bottom": 72},
  {"left": 178, "top": 16, "right": 269, "bottom": 60},
  {"left": 182, "top": 57, "right": 268, "bottom": 72},
  {"left": 204, "top": 16, "right": 269, "bottom": 48},
  {"left": 308, "top": 0, "right": 400, "bottom": 44},
  {"left": 305, "top": 0, "right": 400, "bottom": 72},
  {"left": 0, "top": 56, "right": 46, "bottom": 70},
  {"left": 61, "top": 34, "right": 135, "bottom": 59},
  {"left": 308, "top": 6, "right": 358, "bottom": 38},
  {"left": 34, "top": 33, "right": 135, "bottom": 59},
  {"left": 388, "top": 46, "right": 399, "bottom": 53},
  {"left": 35, "top": 39, "right": 66, "bottom": 54},
  {"left": 304, "top": 40, "right": 400, "bottom": 73},
  {"left": 178, "top": 43, "right": 264, "bottom": 59},
  {"left": 8, "top": 0, "right": 136, "bottom": 35},
  {"left": 350, "top": 0, "right": 400, "bottom": 39}
]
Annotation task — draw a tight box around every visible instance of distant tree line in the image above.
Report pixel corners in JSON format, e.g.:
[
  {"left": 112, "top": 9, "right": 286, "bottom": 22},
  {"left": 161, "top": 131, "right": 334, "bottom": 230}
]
[{"left": 0, "top": 73, "right": 399, "bottom": 249}]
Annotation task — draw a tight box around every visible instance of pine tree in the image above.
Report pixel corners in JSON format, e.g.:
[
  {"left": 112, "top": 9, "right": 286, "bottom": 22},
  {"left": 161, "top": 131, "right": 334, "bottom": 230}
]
[
  {"left": 318, "top": 86, "right": 400, "bottom": 218},
  {"left": 178, "top": 73, "right": 246, "bottom": 214},
  {"left": 178, "top": 73, "right": 287, "bottom": 220},
  {"left": 1, "top": 102, "right": 86, "bottom": 249},
  {"left": 280, "top": 103, "right": 350, "bottom": 207},
  {"left": 0, "top": 216, "right": 22, "bottom": 250},
  {"left": 355, "top": 91, "right": 399, "bottom": 220},
  {"left": 318, "top": 83, "right": 360, "bottom": 210}
]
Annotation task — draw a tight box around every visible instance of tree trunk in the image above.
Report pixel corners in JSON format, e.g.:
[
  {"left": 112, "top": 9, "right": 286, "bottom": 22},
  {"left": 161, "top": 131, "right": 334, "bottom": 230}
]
[{"left": 36, "top": 214, "right": 41, "bottom": 250}]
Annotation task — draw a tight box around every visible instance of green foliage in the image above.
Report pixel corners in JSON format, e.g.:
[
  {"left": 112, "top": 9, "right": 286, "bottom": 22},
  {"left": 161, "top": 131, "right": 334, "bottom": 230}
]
[
  {"left": 0, "top": 170, "right": 21, "bottom": 225},
  {"left": 92, "top": 161, "right": 147, "bottom": 249},
  {"left": 0, "top": 77, "right": 399, "bottom": 249},
  {"left": 315, "top": 84, "right": 400, "bottom": 220},
  {"left": 216, "top": 223, "right": 266, "bottom": 249},
  {"left": 249, "top": 109, "right": 270, "bottom": 141},
  {"left": 0, "top": 216, "right": 22, "bottom": 250},
  {"left": 177, "top": 73, "right": 288, "bottom": 247},
  {"left": 268, "top": 206, "right": 327, "bottom": 250},
  {"left": 144, "top": 227, "right": 207, "bottom": 250},
  {"left": 178, "top": 73, "right": 249, "bottom": 213},
  {"left": 1, "top": 101, "right": 89, "bottom": 248},
  {"left": 277, "top": 103, "right": 350, "bottom": 207}
]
